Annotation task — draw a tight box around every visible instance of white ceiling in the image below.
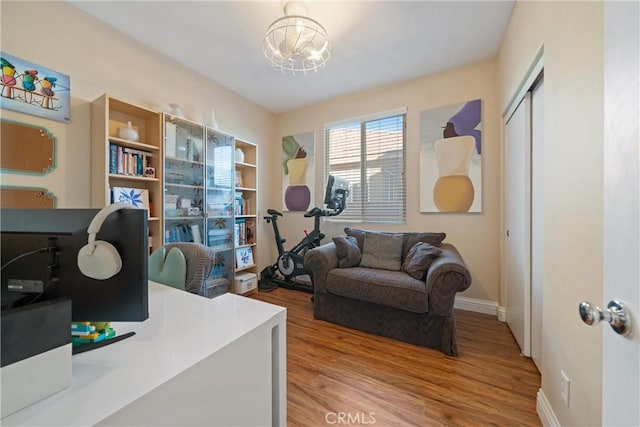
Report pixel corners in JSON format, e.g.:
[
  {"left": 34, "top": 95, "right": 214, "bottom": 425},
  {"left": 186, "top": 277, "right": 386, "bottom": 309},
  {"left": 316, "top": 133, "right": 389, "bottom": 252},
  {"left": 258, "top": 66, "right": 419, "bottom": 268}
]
[{"left": 71, "top": 1, "right": 514, "bottom": 114}]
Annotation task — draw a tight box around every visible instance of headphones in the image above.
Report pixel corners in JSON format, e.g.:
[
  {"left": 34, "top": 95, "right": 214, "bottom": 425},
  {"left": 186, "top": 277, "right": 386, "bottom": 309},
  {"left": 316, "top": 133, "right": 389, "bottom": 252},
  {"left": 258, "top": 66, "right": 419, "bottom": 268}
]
[{"left": 77, "top": 203, "right": 132, "bottom": 280}]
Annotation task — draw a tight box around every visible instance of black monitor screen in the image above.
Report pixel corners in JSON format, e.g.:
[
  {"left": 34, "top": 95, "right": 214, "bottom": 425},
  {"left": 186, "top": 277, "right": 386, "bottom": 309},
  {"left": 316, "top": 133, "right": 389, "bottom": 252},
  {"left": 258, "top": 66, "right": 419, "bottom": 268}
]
[
  {"left": 1, "top": 208, "right": 148, "bottom": 322},
  {"left": 323, "top": 174, "right": 349, "bottom": 211}
]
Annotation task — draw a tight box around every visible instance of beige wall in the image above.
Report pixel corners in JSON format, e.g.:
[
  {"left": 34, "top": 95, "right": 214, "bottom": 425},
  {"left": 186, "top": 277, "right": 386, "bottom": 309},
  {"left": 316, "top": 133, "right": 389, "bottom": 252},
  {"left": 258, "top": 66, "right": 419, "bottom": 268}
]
[
  {"left": 1, "top": 1, "right": 275, "bottom": 269},
  {"left": 499, "top": 1, "right": 604, "bottom": 425},
  {"left": 274, "top": 59, "right": 501, "bottom": 303}
]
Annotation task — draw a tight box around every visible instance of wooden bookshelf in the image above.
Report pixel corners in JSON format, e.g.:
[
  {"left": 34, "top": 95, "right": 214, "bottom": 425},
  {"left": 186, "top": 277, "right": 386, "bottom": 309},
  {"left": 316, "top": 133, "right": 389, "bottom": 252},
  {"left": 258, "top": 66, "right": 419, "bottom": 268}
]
[
  {"left": 91, "top": 94, "right": 163, "bottom": 253},
  {"left": 234, "top": 139, "right": 258, "bottom": 286}
]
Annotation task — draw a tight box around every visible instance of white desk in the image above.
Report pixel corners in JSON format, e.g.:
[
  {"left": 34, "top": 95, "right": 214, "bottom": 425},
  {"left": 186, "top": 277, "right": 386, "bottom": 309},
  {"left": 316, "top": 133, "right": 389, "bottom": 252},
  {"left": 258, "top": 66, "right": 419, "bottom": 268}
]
[{"left": 2, "top": 282, "right": 287, "bottom": 426}]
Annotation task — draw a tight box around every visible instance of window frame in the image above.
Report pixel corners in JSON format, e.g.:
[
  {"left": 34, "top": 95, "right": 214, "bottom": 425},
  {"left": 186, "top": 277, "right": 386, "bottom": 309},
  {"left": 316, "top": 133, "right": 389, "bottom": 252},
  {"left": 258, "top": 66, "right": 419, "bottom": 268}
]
[{"left": 323, "top": 108, "right": 407, "bottom": 224}]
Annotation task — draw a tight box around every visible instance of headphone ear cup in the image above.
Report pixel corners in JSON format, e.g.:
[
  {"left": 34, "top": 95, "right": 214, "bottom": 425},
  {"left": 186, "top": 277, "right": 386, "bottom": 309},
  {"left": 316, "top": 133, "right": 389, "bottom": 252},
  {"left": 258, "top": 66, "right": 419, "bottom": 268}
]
[{"left": 77, "top": 240, "right": 122, "bottom": 280}]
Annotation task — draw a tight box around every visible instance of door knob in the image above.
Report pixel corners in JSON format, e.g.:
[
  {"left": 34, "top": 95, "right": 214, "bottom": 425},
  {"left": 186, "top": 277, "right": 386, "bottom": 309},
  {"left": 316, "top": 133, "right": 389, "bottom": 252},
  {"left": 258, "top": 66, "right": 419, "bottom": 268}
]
[{"left": 579, "top": 300, "right": 632, "bottom": 336}]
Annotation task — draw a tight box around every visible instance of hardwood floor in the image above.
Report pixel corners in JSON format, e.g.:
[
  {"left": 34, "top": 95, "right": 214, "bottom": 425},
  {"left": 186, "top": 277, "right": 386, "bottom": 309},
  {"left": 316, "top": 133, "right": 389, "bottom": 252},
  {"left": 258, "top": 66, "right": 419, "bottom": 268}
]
[{"left": 251, "top": 287, "right": 541, "bottom": 427}]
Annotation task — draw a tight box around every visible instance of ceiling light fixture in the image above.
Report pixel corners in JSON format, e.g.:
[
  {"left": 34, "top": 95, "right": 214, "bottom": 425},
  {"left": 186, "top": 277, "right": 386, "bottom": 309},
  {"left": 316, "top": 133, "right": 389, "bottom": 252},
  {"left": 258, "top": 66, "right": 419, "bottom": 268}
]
[{"left": 263, "top": 1, "right": 330, "bottom": 75}]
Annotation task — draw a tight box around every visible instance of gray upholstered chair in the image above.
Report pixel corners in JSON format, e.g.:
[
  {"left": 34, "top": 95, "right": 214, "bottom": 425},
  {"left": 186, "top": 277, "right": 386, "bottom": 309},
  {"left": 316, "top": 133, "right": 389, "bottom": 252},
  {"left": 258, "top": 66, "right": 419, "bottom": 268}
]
[
  {"left": 149, "top": 242, "right": 222, "bottom": 297},
  {"left": 163, "top": 242, "right": 218, "bottom": 296},
  {"left": 304, "top": 229, "right": 471, "bottom": 356}
]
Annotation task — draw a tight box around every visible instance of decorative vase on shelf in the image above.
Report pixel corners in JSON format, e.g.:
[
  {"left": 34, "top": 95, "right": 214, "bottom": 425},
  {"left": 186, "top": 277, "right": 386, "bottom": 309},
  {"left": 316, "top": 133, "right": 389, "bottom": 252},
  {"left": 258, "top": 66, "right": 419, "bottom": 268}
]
[
  {"left": 169, "top": 103, "right": 185, "bottom": 118},
  {"left": 235, "top": 148, "right": 245, "bottom": 163},
  {"left": 210, "top": 108, "right": 219, "bottom": 130},
  {"left": 119, "top": 121, "right": 139, "bottom": 142}
]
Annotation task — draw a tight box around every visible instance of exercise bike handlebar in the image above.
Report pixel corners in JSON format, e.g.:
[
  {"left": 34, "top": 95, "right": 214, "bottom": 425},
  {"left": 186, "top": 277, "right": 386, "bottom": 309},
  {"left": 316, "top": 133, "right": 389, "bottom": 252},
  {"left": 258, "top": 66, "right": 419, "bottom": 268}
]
[
  {"left": 266, "top": 206, "right": 343, "bottom": 219},
  {"left": 303, "top": 207, "right": 323, "bottom": 217}
]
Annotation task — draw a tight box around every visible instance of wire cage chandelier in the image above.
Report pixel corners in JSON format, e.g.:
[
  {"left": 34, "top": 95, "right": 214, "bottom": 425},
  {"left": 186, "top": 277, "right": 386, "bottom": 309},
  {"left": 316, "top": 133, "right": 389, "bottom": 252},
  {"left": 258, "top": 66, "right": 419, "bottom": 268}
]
[{"left": 263, "top": 1, "right": 331, "bottom": 75}]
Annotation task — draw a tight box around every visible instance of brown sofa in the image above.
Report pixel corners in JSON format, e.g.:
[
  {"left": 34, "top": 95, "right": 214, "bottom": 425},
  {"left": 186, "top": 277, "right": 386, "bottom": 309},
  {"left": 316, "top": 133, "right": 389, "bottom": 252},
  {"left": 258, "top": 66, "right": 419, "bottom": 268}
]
[{"left": 304, "top": 231, "right": 471, "bottom": 356}]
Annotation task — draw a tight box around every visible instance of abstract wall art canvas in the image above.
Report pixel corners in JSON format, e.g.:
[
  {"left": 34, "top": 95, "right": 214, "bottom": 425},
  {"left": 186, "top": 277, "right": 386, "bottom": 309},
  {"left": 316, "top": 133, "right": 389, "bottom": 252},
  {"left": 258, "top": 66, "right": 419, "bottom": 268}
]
[
  {"left": 282, "top": 132, "right": 314, "bottom": 212},
  {"left": 419, "top": 99, "right": 482, "bottom": 213},
  {"left": 1, "top": 52, "right": 71, "bottom": 123}
]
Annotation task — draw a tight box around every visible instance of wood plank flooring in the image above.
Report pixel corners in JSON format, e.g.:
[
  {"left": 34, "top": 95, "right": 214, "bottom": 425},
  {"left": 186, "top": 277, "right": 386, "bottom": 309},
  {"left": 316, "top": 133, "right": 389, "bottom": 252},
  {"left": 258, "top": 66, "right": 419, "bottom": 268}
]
[{"left": 250, "top": 288, "right": 541, "bottom": 427}]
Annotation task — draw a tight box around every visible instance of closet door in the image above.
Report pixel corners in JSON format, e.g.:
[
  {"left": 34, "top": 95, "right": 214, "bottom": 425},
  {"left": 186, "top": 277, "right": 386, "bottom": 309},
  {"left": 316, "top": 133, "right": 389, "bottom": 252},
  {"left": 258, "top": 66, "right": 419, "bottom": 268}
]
[
  {"left": 505, "top": 93, "right": 531, "bottom": 356},
  {"left": 530, "top": 78, "right": 544, "bottom": 369}
]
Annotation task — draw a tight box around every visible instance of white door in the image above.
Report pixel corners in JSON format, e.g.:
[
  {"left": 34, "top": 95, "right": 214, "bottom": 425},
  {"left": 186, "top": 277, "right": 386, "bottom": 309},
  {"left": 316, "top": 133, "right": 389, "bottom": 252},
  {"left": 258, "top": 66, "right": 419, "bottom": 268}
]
[
  {"left": 530, "top": 78, "right": 544, "bottom": 369},
  {"left": 505, "top": 93, "right": 531, "bottom": 356},
  {"left": 601, "top": 1, "right": 639, "bottom": 425}
]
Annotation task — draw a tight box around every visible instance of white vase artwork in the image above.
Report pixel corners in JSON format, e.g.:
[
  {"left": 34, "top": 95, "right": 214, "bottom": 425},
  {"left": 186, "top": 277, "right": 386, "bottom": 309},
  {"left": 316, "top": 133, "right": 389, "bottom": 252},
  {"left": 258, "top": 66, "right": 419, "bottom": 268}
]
[{"left": 432, "top": 135, "right": 475, "bottom": 212}]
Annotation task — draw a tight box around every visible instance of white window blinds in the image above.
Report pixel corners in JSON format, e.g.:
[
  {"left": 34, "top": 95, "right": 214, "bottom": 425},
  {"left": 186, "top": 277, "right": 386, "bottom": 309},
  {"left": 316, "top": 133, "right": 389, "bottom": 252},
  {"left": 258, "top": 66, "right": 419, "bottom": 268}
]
[{"left": 324, "top": 112, "right": 406, "bottom": 223}]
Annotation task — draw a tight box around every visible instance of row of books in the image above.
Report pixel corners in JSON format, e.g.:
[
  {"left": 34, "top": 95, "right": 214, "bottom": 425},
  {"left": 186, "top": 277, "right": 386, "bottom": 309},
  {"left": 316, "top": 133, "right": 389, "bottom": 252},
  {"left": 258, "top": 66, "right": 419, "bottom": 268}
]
[
  {"left": 234, "top": 192, "right": 252, "bottom": 216},
  {"left": 109, "top": 143, "right": 153, "bottom": 176},
  {"left": 165, "top": 223, "right": 202, "bottom": 244},
  {"left": 234, "top": 218, "right": 255, "bottom": 246}
]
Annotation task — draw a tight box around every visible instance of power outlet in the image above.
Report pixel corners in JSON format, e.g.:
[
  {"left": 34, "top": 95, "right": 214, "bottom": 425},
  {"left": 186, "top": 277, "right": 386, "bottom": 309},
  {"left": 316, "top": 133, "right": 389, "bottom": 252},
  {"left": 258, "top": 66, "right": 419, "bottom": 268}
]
[{"left": 560, "top": 370, "right": 570, "bottom": 407}]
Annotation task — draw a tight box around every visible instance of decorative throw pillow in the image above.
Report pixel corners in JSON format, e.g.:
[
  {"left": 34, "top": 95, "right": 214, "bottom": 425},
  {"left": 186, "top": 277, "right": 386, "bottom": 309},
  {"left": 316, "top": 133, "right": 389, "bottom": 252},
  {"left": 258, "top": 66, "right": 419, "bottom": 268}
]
[
  {"left": 344, "top": 227, "right": 366, "bottom": 252},
  {"left": 359, "top": 231, "right": 404, "bottom": 271},
  {"left": 401, "top": 242, "right": 443, "bottom": 281},
  {"left": 402, "top": 232, "right": 446, "bottom": 261},
  {"left": 332, "top": 236, "right": 361, "bottom": 268}
]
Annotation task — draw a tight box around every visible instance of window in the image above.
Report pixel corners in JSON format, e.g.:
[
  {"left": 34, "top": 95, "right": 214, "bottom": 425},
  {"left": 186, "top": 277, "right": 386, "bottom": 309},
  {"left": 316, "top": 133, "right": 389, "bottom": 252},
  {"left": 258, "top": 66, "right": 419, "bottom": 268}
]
[{"left": 324, "top": 109, "right": 406, "bottom": 223}]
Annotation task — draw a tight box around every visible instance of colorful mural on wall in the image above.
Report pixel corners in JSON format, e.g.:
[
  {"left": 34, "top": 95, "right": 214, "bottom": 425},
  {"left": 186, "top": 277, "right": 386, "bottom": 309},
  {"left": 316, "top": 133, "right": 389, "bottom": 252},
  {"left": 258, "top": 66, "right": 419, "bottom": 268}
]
[
  {"left": 420, "top": 99, "right": 482, "bottom": 213},
  {"left": 1, "top": 52, "right": 71, "bottom": 123}
]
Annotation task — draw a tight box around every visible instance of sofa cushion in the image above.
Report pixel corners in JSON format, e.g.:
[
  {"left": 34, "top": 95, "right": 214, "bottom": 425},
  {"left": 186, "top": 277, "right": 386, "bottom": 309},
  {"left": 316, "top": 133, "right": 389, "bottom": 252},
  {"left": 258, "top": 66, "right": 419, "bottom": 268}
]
[
  {"left": 326, "top": 267, "right": 429, "bottom": 313},
  {"left": 401, "top": 232, "right": 446, "bottom": 261},
  {"left": 402, "top": 242, "right": 443, "bottom": 281},
  {"left": 360, "top": 231, "right": 403, "bottom": 271},
  {"left": 345, "top": 227, "right": 446, "bottom": 262},
  {"left": 332, "top": 236, "right": 361, "bottom": 268}
]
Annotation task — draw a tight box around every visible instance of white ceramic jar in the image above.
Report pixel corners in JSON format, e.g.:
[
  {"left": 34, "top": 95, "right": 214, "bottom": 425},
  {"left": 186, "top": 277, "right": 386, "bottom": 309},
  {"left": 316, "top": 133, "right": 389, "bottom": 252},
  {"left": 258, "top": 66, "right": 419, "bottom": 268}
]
[{"left": 119, "top": 121, "right": 139, "bottom": 141}]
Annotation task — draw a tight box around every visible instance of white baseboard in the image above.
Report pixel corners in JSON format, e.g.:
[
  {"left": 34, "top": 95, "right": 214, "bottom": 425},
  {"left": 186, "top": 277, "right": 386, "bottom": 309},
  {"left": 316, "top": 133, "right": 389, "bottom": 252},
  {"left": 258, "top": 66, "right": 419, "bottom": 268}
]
[
  {"left": 497, "top": 306, "right": 507, "bottom": 322},
  {"left": 537, "top": 388, "right": 560, "bottom": 427},
  {"left": 454, "top": 296, "right": 498, "bottom": 317}
]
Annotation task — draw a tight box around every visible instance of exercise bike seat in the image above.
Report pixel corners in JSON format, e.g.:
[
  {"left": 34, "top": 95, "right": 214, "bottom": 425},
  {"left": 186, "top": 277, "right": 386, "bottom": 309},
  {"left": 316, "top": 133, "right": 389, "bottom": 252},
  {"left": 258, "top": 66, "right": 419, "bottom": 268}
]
[
  {"left": 304, "top": 207, "right": 324, "bottom": 217},
  {"left": 267, "top": 209, "right": 283, "bottom": 216}
]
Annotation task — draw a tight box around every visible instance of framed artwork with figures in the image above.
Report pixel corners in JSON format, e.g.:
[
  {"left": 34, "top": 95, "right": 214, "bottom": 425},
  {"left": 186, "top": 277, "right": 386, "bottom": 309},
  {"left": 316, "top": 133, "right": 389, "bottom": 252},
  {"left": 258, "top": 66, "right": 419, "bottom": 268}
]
[{"left": 1, "top": 52, "right": 71, "bottom": 123}]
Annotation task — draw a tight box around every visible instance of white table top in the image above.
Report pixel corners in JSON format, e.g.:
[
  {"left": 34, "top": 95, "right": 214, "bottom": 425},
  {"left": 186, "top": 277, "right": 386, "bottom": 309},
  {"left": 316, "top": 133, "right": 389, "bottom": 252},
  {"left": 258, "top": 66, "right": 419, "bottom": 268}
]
[{"left": 2, "top": 282, "right": 286, "bottom": 426}]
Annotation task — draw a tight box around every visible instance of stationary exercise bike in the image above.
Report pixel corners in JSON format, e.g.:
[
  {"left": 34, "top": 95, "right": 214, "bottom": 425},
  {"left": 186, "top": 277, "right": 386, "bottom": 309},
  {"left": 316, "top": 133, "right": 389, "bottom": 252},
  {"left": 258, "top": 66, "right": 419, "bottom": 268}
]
[{"left": 259, "top": 175, "right": 348, "bottom": 293}]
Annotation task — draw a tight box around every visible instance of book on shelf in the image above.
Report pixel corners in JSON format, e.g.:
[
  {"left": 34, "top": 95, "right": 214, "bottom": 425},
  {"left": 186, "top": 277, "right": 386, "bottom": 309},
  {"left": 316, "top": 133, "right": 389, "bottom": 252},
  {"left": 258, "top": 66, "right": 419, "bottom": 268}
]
[
  {"left": 233, "top": 192, "right": 252, "bottom": 216},
  {"left": 246, "top": 220, "right": 255, "bottom": 245},
  {"left": 109, "top": 143, "right": 118, "bottom": 174},
  {"left": 110, "top": 144, "right": 153, "bottom": 177},
  {"left": 190, "top": 224, "right": 202, "bottom": 244},
  {"left": 165, "top": 122, "right": 177, "bottom": 157},
  {"left": 234, "top": 218, "right": 247, "bottom": 246},
  {"left": 165, "top": 223, "right": 199, "bottom": 244},
  {"left": 234, "top": 192, "right": 244, "bottom": 216}
]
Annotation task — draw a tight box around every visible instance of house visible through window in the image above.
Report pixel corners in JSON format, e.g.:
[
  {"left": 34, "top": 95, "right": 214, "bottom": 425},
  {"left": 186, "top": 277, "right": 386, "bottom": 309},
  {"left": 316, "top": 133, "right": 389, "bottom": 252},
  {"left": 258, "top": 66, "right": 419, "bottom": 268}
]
[{"left": 324, "top": 108, "right": 406, "bottom": 223}]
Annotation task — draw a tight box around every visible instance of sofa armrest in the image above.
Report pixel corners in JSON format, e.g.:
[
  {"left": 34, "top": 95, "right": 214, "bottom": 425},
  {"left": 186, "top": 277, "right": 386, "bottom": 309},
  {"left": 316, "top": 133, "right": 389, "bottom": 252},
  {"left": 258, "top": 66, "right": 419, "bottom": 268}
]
[
  {"left": 304, "top": 242, "right": 338, "bottom": 293},
  {"left": 426, "top": 243, "right": 472, "bottom": 316}
]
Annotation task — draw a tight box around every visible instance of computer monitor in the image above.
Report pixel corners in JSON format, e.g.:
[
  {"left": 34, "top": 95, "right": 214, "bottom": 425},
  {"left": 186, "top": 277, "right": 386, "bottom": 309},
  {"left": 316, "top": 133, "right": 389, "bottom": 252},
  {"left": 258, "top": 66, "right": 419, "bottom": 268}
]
[
  {"left": 1, "top": 207, "right": 149, "bottom": 322},
  {"left": 323, "top": 174, "right": 349, "bottom": 213}
]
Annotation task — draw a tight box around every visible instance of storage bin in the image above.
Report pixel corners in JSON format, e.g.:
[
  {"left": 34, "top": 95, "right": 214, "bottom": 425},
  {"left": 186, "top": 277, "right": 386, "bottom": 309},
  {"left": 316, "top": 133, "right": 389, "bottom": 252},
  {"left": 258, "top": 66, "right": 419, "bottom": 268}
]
[{"left": 234, "top": 272, "right": 257, "bottom": 295}]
